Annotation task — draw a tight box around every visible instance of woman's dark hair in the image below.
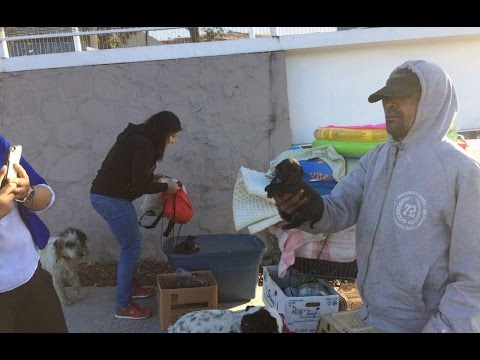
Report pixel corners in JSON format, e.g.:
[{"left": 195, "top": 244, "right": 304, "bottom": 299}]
[{"left": 144, "top": 111, "right": 182, "bottom": 161}]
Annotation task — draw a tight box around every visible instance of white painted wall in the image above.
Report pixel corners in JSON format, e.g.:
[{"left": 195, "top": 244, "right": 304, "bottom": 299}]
[
  {"left": 466, "top": 139, "right": 480, "bottom": 162},
  {"left": 286, "top": 34, "right": 480, "bottom": 144}
]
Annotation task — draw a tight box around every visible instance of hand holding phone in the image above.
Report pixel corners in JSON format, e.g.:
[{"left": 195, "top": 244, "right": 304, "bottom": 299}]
[{"left": 1, "top": 145, "right": 22, "bottom": 188}]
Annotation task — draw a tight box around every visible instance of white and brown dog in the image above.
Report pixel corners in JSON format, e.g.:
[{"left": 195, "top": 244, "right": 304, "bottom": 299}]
[
  {"left": 168, "top": 306, "right": 283, "bottom": 333},
  {"left": 40, "top": 227, "right": 89, "bottom": 305}
]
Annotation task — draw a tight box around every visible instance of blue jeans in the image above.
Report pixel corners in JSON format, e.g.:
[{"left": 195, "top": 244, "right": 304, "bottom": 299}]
[{"left": 90, "top": 193, "right": 142, "bottom": 308}]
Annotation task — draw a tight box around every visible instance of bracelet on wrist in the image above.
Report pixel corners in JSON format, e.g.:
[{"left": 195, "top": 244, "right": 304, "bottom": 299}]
[{"left": 16, "top": 186, "right": 35, "bottom": 204}]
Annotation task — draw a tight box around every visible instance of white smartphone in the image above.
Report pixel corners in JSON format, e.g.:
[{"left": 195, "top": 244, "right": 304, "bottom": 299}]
[{"left": 2, "top": 145, "right": 22, "bottom": 187}]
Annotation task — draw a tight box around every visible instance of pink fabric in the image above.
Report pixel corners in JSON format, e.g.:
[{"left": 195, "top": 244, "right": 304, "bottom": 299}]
[
  {"left": 268, "top": 222, "right": 356, "bottom": 278},
  {"left": 325, "top": 123, "right": 386, "bottom": 129}
]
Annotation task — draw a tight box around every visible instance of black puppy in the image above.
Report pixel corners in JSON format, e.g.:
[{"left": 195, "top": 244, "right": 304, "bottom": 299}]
[{"left": 265, "top": 158, "right": 324, "bottom": 230}]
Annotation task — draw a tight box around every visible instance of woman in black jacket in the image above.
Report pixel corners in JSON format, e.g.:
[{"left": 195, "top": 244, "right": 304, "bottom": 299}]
[{"left": 90, "top": 111, "right": 181, "bottom": 320}]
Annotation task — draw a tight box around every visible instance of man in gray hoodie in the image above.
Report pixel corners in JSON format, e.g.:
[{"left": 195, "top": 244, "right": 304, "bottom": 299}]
[{"left": 274, "top": 60, "right": 480, "bottom": 332}]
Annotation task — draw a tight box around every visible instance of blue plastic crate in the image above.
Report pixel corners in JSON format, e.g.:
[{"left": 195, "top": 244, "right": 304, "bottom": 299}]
[
  {"left": 308, "top": 181, "right": 336, "bottom": 195},
  {"left": 299, "top": 158, "right": 335, "bottom": 183},
  {"left": 164, "top": 234, "right": 266, "bottom": 302},
  {"left": 298, "top": 158, "right": 337, "bottom": 195}
]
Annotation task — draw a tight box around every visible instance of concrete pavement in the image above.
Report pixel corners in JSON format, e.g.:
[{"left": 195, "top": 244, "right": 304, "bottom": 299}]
[{"left": 62, "top": 285, "right": 265, "bottom": 333}]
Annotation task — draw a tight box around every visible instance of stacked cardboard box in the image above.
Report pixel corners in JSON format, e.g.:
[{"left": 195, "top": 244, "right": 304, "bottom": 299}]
[
  {"left": 336, "top": 282, "right": 362, "bottom": 311},
  {"left": 157, "top": 270, "right": 217, "bottom": 331}
]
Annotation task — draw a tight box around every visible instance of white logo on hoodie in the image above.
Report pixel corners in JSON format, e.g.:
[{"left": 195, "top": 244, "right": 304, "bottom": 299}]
[{"left": 393, "top": 191, "right": 427, "bottom": 230}]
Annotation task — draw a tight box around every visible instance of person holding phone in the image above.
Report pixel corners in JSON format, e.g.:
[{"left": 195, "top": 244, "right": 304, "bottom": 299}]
[
  {"left": 0, "top": 135, "right": 68, "bottom": 333},
  {"left": 90, "top": 110, "right": 182, "bottom": 320}
]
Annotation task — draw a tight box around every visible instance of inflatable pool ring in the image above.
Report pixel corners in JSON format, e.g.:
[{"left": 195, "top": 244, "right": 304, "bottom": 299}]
[
  {"left": 314, "top": 127, "right": 387, "bottom": 142},
  {"left": 312, "top": 139, "right": 383, "bottom": 156}
]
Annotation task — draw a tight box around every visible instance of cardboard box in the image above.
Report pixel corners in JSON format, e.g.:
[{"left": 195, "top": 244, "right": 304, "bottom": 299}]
[
  {"left": 262, "top": 265, "right": 339, "bottom": 333},
  {"left": 157, "top": 270, "right": 218, "bottom": 331},
  {"left": 316, "top": 310, "right": 384, "bottom": 333},
  {"left": 336, "top": 282, "right": 363, "bottom": 311}
]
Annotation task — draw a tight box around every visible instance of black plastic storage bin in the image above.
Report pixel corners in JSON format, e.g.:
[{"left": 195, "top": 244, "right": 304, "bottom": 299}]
[
  {"left": 292, "top": 258, "right": 358, "bottom": 281},
  {"left": 164, "top": 234, "right": 266, "bottom": 302}
]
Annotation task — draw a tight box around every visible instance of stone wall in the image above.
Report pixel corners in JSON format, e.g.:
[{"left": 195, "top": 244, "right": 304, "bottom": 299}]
[{"left": 0, "top": 51, "right": 291, "bottom": 262}]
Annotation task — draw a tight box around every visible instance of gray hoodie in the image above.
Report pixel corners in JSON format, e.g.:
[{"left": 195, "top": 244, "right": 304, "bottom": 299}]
[{"left": 300, "top": 60, "right": 480, "bottom": 332}]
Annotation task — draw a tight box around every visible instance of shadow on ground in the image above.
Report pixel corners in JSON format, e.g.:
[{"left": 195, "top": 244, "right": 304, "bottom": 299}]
[{"left": 62, "top": 286, "right": 265, "bottom": 333}]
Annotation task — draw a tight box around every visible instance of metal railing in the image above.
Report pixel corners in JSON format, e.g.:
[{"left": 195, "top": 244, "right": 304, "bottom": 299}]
[{"left": 0, "top": 27, "right": 340, "bottom": 58}]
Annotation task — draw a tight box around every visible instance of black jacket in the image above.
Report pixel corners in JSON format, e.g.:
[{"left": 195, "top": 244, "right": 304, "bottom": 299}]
[{"left": 91, "top": 123, "right": 168, "bottom": 201}]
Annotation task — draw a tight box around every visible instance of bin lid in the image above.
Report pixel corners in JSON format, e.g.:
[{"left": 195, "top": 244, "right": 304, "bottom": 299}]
[{"left": 164, "top": 234, "right": 266, "bottom": 257}]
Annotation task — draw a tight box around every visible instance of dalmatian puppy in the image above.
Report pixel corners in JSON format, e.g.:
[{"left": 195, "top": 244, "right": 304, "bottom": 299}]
[
  {"left": 40, "top": 227, "right": 89, "bottom": 305},
  {"left": 168, "top": 306, "right": 283, "bottom": 333}
]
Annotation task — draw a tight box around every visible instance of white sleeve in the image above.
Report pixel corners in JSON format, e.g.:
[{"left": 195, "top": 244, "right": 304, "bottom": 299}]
[{"left": 32, "top": 184, "right": 55, "bottom": 213}]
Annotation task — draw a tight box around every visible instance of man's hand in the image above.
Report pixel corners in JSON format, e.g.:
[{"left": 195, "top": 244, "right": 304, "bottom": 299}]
[
  {"left": 0, "top": 165, "right": 17, "bottom": 219},
  {"left": 273, "top": 190, "right": 308, "bottom": 215}
]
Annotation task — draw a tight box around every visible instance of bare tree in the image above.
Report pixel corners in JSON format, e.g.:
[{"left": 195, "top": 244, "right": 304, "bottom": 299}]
[{"left": 187, "top": 27, "right": 200, "bottom": 43}]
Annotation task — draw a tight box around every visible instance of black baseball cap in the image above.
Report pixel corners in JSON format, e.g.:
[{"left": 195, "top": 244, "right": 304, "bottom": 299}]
[{"left": 368, "top": 68, "right": 421, "bottom": 103}]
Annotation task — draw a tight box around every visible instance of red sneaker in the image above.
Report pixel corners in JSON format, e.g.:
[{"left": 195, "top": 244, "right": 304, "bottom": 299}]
[
  {"left": 115, "top": 301, "right": 152, "bottom": 320},
  {"left": 131, "top": 285, "right": 155, "bottom": 299}
]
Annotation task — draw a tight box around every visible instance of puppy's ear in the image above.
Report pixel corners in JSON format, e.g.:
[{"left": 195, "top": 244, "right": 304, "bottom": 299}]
[
  {"left": 53, "top": 239, "right": 63, "bottom": 262},
  {"left": 290, "top": 158, "right": 304, "bottom": 176},
  {"left": 240, "top": 308, "right": 279, "bottom": 333},
  {"left": 276, "top": 159, "right": 290, "bottom": 174},
  {"left": 75, "top": 229, "right": 87, "bottom": 244}
]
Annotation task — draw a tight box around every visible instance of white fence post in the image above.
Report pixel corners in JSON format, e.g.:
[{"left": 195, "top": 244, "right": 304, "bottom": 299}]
[
  {"left": 270, "top": 27, "right": 278, "bottom": 37},
  {"left": 0, "top": 27, "right": 9, "bottom": 59},
  {"left": 72, "top": 27, "right": 82, "bottom": 52},
  {"left": 248, "top": 27, "right": 256, "bottom": 39}
]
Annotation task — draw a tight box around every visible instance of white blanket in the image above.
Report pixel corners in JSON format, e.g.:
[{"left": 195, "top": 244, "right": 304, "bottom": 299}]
[{"left": 232, "top": 167, "right": 282, "bottom": 233}]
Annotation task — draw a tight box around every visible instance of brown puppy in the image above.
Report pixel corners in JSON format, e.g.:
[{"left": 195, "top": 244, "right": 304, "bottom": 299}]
[{"left": 265, "top": 158, "right": 324, "bottom": 230}]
